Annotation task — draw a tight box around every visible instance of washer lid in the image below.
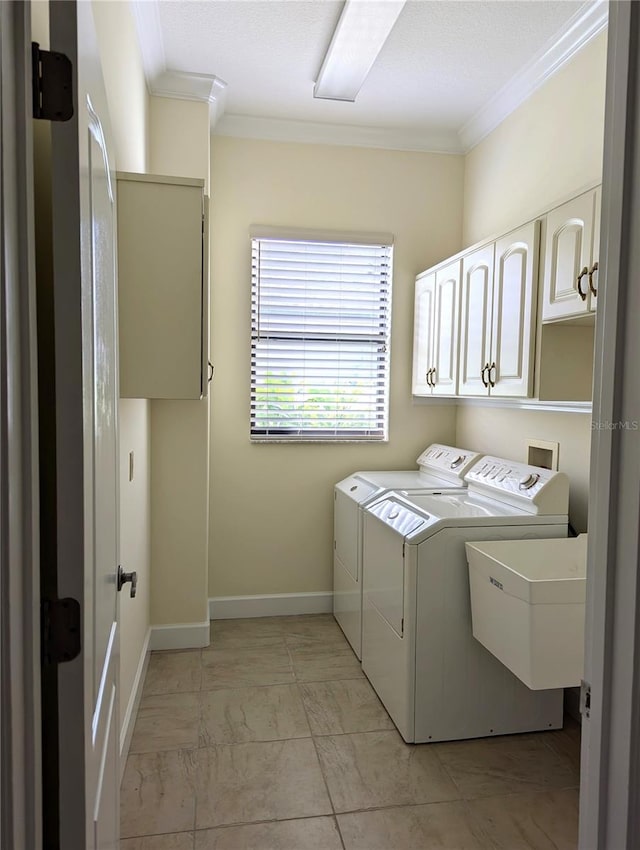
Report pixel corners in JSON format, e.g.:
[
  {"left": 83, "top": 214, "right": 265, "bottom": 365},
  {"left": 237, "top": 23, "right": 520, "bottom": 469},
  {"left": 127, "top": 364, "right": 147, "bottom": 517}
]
[
  {"left": 402, "top": 492, "right": 529, "bottom": 519},
  {"left": 367, "top": 490, "right": 567, "bottom": 544}
]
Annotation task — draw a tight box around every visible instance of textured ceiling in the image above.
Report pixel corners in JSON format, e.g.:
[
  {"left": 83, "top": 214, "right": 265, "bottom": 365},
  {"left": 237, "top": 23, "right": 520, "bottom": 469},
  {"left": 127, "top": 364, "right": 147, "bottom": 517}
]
[{"left": 157, "top": 0, "right": 592, "bottom": 135}]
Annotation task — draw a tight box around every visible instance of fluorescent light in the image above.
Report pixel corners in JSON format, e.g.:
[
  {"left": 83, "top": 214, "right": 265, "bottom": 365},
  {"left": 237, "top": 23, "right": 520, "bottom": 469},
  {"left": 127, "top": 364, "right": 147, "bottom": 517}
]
[{"left": 314, "top": 0, "right": 407, "bottom": 102}]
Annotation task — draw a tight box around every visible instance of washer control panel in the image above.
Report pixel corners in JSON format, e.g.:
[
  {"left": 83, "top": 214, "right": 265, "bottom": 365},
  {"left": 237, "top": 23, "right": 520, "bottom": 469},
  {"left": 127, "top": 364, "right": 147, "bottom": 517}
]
[{"left": 465, "top": 457, "right": 569, "bottom": 515}]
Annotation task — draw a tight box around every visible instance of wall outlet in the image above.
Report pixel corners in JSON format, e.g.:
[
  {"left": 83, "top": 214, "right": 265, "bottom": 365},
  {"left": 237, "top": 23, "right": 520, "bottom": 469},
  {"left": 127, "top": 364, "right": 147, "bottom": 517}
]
[{"left": 129, "top": 451, "right": 135, "bottom": 482}]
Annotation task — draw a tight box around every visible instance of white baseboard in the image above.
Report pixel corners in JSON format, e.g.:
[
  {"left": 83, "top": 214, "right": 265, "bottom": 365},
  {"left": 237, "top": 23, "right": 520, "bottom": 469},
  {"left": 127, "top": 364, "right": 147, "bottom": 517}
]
[
  {"left": 119, "top": 627, "right": 151, "bottom": 781},
  {"left": 209, "top": 591, "right": 333, "bottom": 620},
  {"left": 149, "top": 619, "right": 211, "bottom": 650}
]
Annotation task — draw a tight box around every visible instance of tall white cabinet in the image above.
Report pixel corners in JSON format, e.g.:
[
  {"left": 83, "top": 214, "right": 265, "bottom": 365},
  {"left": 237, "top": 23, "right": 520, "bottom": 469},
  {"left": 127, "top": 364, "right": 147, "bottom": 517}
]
[
  {"left": 458, "top": 221, "right": 539, "bottom": 397},
  {"left": 117, "top": 172, "right": 209, "bottom": 399},
  {"left": 411, "top": 260, "right": 461, "bottom": 396}
]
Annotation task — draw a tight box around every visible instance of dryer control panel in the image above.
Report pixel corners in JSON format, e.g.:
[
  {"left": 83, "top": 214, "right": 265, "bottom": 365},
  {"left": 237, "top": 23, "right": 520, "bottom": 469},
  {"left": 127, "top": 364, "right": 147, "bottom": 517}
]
[
  {"left": 465, "top": 457, "right": 569, "bottom": 515},
  {"left": 416, "top": 444, "right": 482, "bottom": 485}
]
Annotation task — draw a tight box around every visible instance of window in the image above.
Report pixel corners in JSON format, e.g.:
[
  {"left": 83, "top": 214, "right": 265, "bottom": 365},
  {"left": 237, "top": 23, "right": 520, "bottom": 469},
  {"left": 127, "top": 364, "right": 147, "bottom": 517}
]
[{"left": 250, "top": 231, "right": 393, "bottom": 442}]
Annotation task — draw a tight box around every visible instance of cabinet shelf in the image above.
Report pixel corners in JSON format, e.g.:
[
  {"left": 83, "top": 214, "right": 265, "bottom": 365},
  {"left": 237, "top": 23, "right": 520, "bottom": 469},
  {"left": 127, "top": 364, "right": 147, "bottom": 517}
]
[{"left": 412, "top": 396, "right": 592, "bottom": 414}]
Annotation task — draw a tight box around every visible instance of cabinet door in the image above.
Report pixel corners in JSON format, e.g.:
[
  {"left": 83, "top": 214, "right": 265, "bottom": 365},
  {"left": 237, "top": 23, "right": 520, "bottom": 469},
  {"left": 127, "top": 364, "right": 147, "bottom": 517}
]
[
  {"left": 432, "top": 260, "right": 461, "bottom": 395},
  {"left": 411, "top": 272, "right": 435, "bottom": 395},
  {"left": 491, "top": 220, "right": 539, "bottom": 398},
  {"left": 542, "top": 191, "right": 595, "bottom": 322},
  {"left": 118, "top": 175, "right": 206, "bottom": 399},
  {"left": 459, "top": 245, "right": 494, "bottom": 396},
  {"left": 589, "top": 187, "right": 601, "bottom": 313}
]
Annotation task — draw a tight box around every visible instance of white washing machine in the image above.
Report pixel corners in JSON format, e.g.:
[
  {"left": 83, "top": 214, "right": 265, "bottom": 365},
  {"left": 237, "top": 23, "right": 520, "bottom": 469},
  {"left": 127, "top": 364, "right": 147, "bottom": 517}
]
[
  {"left": 361, "top": 456, "right": 570, "bottom": 743},
  {"left": 333, "top": 444, "right": 482, "bottom": 658}
]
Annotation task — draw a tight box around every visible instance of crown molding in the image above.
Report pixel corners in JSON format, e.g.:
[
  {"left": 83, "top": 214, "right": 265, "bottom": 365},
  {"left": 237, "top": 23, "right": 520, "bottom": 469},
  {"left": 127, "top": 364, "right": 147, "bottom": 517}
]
[
  {"left": 131, "top": 0, "right": 606, "bottom": 152},
  {"left": 131, "top": 0, "right": 227, "bottom": 126},
  {"left": 459, "top": 0, "right": 609, "bottom": 152},
  {"left": 214, "top": 114, "right": 464, "bottom": 154},
  {"left": 130, "top": 0, "right": 165, "bottom": 82}
]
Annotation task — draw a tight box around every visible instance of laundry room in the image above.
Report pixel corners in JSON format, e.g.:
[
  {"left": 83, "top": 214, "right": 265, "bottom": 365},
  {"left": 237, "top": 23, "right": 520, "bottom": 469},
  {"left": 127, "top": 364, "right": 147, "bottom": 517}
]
[{"left": 24, "top": 0, "right": 624, "bottom": 846}]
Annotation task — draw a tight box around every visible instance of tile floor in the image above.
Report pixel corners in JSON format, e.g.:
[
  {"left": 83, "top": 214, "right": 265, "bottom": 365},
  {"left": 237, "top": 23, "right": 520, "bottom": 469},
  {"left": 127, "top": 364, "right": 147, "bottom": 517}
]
[{"left": 120, "top": 614, "right": 581, "bottom": 850}]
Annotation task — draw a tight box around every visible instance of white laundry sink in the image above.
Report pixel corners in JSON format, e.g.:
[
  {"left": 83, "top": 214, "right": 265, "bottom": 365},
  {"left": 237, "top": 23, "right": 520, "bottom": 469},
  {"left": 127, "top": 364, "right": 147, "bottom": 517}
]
[{"left": 466, "top": 535, "right": 587, "bottom": 690}]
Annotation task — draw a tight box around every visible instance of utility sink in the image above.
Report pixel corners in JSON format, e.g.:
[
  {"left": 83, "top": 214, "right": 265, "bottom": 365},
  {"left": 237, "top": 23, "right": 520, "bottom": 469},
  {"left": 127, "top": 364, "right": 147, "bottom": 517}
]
[{"left": 466, "top": 535, "right": 587, "bottom": 690}]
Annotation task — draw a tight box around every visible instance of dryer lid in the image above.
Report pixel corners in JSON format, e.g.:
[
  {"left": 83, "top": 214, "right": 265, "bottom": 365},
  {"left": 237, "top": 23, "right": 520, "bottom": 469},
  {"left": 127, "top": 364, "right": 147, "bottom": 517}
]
[{"left": 366, "top": 497, "right": 428, "bottom": 537}]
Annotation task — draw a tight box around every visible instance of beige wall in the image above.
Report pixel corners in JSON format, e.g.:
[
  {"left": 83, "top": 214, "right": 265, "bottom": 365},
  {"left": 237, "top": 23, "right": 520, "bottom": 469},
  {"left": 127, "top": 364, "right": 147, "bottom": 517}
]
[
  {"left": 209, "top": 137, "right": 463, "bottom": 597},
  {"left": 458, "top": 31, "right": 608, "bottom": 534},
  {"left": 150, "top": 98, "right": 211, "bottom": 193},
  {"left": 149, "top": 98, "right": 211, "bottom": 625},
  {"left": 91, "top": 0, "right": 151, "bottom": 749},
  {"left": 464, "top": 31, "right": 607, "bottom": 245}
]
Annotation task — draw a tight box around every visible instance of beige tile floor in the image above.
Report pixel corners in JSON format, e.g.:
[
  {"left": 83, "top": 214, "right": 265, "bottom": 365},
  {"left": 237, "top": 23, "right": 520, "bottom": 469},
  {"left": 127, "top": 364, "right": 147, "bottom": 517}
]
[{"left": 121, "top": 614, "right": 581, "bottom": 850}]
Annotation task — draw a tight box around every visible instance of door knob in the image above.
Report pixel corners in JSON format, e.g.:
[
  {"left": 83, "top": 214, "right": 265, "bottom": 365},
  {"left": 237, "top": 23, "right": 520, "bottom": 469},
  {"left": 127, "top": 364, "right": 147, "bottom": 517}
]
[{"left": 117, "top": 565, "right": 138, "bottom": 598}]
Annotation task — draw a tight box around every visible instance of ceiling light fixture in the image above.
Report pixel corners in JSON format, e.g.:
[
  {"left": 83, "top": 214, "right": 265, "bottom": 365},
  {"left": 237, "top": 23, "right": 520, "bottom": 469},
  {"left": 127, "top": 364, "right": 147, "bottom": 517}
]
[{"left": 314, "top": 0, "right": 407, "bottom": 102}]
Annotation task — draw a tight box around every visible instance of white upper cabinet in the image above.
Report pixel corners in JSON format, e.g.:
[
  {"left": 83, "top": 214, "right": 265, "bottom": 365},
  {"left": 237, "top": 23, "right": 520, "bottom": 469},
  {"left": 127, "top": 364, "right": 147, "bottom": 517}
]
[
  {"left": 459, "top": 245, "right": 494, "bottom": 396},
  {"left": 542, "top": 188, "right": 600, "bottom": 322},
  {"left": 491, "top": 221, "right": 539, "bottom": 397},
  {"left": 411, "top": 272, "right": 436, "bottom": 395},
  {"left": 432, "top": 261, "right": 461, "bottom": 395},
  {"left": 459, "top": 220, "right": 539, "bottom": 398},
  {"left": 117, "top": 173, "right": 209, "bottom": 399},
  {"left": 412, "top": 262, "right": 460, "bottom": 396}
]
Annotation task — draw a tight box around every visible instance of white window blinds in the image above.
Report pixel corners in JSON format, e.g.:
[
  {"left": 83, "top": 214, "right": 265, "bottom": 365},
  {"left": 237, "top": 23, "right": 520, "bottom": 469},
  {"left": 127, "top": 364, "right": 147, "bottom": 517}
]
[{"left": 250, "top": 235, "right": 393, "bottom": 441}]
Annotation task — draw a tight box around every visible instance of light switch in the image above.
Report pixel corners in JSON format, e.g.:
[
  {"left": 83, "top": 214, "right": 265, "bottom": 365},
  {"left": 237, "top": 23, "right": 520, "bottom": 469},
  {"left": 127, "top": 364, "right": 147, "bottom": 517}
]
[{"left": 129, "top": 451, "right": 135, "bottom": 481}]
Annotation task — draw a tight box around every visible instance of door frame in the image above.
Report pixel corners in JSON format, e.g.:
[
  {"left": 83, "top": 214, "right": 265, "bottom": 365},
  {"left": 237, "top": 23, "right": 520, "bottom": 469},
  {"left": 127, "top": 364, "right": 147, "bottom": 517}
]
[
  {"left": 580, "top": 2, "right": 640, "bottom": 847},
  {"left": 0, "top": 1, "right": 42, "bottom": 847}
]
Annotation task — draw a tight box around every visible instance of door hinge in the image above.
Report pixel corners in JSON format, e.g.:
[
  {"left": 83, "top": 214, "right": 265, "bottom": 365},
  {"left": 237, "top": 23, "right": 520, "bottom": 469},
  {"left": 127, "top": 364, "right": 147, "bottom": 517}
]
[
  {"left": 42, "top": 598, "right": 81, "bottom": 665},
  {"left": 580, "top": 679, "right": 591, "bottom": 718},
  {"left": 32, "top": 42, "right": 74, "bottom": 122}
]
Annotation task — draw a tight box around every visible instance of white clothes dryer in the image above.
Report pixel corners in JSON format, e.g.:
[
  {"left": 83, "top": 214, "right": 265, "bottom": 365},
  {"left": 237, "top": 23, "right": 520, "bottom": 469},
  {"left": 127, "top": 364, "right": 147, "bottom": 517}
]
[
  {"left": 361, "top": 456, "right": 569, "bottom": 743},
  {"left": 333, "top": 444, "right": 482, "bottom": 658}
]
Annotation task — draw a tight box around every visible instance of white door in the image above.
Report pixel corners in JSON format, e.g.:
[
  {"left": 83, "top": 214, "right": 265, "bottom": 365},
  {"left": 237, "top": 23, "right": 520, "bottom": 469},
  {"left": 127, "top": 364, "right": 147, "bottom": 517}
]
[
  {"left": 490, "top": 221, "right": 539, "bottom": 398},
  {"left": 458, "top": 244, "right": 493, "bottom": 396},
  {"left": 580, "top": 5, "right": 640, "bottom": 847},
  {"left": 431, "top": 260, "right": 460, "bottom": 396},
  {"left": 45, "top": 2, "right": 120, "bottom": 846},
  {"left": 542, "top": 191, "right": 595, "bottom": 321},
  {"left": 411, "top": 271, "right": 435, "bottom": 395},
  {"left": 1, "top": 3, "right": 41, "bottom": 846}
]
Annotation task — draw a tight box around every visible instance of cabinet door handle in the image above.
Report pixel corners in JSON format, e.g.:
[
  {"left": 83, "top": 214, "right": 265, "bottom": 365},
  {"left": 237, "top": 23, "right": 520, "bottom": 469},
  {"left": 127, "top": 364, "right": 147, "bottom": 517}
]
[
  {"left": 489, "top": 361, "right": 497, "bottom": 387},
  {"left": 431, "top": 367, "right": 437, "bottom": 386},
  {"left": 576, "top": 267, "right": 589, "bottom": 301},
  {"left": 208, "top": 360, "right": 215, "bottom": 383},
  {"left": 588, "top": 261, "right": 599, "bottom": 296},
  {"left": 481, "top": 363, "right": 489, "bottom": 387},
  {"left": 425, "top": 368, "right": 431, "bottom": 387}
]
